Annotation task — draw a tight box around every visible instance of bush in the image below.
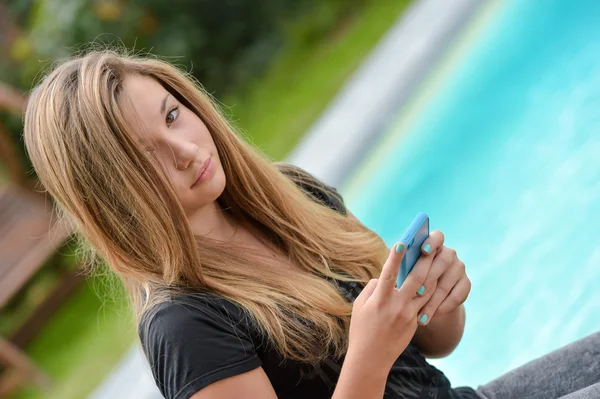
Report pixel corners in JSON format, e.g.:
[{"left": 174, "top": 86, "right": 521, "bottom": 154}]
[
  {"left": 5, "top": 0, "right": 366, "bottom": 95},
  {"left": 1, "top": 0, "right": 366, "bottom": 174}
]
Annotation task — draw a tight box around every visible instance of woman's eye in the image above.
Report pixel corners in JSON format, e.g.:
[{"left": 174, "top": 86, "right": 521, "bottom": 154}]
[{"left": 166, "top": 106, "right": 179, "bottom": 125}]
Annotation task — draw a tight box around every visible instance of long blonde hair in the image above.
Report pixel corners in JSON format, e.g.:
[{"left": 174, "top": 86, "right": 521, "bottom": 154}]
[{"left": 23, "top": 49, "right": 388, "bottom": 364}]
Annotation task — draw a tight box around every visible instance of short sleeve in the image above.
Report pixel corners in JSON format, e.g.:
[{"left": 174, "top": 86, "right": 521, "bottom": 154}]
[
  {"left": 275, "top": 163, "right": 347, "bottom": 216},
  {"left": 139, "top": 297, "right": 262, "bottom": 399}
]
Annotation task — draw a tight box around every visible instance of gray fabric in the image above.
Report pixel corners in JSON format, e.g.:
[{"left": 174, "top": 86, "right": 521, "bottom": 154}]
[
  {"left": 475, "top": 332, "right": 600, "bottom": 399},
  {"left": 559, "top": 383, "right": 600, "bottom": 399}
]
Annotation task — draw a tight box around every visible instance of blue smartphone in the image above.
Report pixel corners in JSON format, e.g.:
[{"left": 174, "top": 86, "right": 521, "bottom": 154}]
[{"left": 396, "top": 212, "right": 430, "bottom": 288}]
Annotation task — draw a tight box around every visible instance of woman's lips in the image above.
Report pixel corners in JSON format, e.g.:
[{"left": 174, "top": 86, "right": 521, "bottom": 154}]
[{"left": 192, "top": 157, "right": 213, "bottom": 187}]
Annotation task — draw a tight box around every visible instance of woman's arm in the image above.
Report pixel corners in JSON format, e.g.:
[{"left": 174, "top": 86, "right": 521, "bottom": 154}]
[
  {"left": 190, "top": 367, "right": 277, "bottom": 399},
  {"left": 332, "top": 347, "right": 389, "bottom": 399},
  {"left": 189, "top": 354, "right": 390, "bottom": 399}
]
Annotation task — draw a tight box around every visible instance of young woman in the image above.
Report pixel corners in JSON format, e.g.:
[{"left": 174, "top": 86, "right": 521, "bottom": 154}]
[{"left": 23, "top": 50, "right": 600, "bottom": 399}]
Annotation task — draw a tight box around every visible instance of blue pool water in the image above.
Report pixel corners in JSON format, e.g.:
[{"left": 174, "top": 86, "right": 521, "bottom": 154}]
[{"left": 344, "top": 0, "right": 600, "bottom": 388}]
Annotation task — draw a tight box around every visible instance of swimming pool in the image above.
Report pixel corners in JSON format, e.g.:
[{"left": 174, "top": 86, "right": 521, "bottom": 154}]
[{"left": 344, "top": 0, "right": 600, "bottom": 388}]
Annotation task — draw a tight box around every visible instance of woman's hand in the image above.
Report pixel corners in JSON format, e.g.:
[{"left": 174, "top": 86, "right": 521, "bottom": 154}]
[
  {"left": 416, "top": 231, "right": 471, "bottom": 325},
  {"left": 346, "top": 237, "right": 445, "bottom": 374}
]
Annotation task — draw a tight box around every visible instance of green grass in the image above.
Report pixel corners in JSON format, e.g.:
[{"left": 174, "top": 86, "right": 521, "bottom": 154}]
[
  {"left": 225, "top": 0, "right": 412, "bottom": 160},
  {"left": 11, "top": 277, "right": 135, "bottom": 399},
  {"left": 8, "top": 1, "right": 411, "bottom": 397}
]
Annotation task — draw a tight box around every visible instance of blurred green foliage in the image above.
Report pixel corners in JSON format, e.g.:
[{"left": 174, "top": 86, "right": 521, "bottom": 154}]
[
  {"left": 1, "top": 0, "right": 366, "bottom": 173},
  {"left": 3, "top": 0, "right": 365, "bottom": 96}
]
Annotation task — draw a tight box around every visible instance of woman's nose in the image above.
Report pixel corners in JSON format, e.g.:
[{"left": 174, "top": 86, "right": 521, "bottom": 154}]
[{"left": 170, "top": 140, "right": 199, "bottom": 171}]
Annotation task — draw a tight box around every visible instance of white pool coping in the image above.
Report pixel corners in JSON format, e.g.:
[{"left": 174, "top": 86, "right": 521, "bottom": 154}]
[
  {"left": 288, "top": 0, "right": 485, "bottom": 189},
  {"left": 89, "top": 0, "right": 484, "bottom": 397}
]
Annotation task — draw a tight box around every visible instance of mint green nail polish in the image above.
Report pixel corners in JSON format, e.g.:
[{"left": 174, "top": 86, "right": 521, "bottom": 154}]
[
  {"left": 419, "top": 314, "right": 429, "bottom": 324},
  {"left": 395, "top": 243, "right": 405, "bottom": 253},
  {"left": 417, "top": 285, "right": 426, "bottom": 295},
  {"left": 423, "top": 244, "right": 432, "bottom": 254}
]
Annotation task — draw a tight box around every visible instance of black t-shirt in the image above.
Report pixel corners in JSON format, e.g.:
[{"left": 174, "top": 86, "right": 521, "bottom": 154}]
[{"left": 139, "top": 164, "right": 479, "bottom": 399}]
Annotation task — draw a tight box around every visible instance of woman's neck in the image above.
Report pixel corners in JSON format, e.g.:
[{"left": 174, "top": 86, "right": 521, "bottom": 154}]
[
  {"left": 187, "top": 200, "right": 238, "bottom": 241},
  {"left": 187, "top": 201, "right": 268, "bottom": 247},
  {"left": 187, "top": 201, "right": 289, "bottom": 267}
]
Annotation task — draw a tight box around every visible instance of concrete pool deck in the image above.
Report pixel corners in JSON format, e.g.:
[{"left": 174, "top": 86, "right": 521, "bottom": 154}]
[{"left": 90, "top": 0, "right": 485, "bottom": 397}]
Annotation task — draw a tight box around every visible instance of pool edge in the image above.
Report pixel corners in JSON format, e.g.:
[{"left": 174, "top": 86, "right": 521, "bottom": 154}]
[{"left": 342, "top": 0, "right": 504, "bottom": 200}]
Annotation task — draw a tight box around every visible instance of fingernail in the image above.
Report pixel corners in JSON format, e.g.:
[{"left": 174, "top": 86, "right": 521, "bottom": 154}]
[
  {"left": 423, "top": 244, "right": 432, "bottom": 254},
  {"left": 417, "top": 285, "right": 426, "bottom": 295},
  {"left": 419, "top": 314, "right": 429, "bottom": 324},
  {"left": 395, "top": 243, "right": 405, "bottom": 253}
]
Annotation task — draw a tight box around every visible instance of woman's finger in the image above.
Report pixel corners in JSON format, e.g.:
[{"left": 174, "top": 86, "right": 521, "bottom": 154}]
[
  {"left": 417, "top": 262, "right": 464, "bottom": 325},
  {"left": 374, "top": 242, "right": 406, "bottom": 298},
  {"left": 353, "top": 278, "right": 379, "bottom": 309},
  {"left": 421, "top": 230, "right": 445, "bottom": 255},
  {"left": 417, "top": 246, "right": 453, "bottom": 297},
  {"left": 436, "top": 275, "right": 471, "bottom": 315},
  {"left": 396, "top": 245, "right": 435, "bottom": 303}
]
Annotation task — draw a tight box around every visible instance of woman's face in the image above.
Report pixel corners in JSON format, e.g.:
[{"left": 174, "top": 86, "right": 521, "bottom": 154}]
[{"left": 121, "top": 74, "right": 226, "bottom": 214}]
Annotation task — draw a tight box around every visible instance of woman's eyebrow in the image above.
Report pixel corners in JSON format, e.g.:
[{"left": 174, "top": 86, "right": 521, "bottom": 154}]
[{"left": 160, "top": 93, "right": 170, "bottom": 114}]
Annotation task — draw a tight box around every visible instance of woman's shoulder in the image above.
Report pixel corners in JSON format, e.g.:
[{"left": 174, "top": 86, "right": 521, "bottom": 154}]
[
  {"left": 138, "top": 293, "right": 262, "bottom": 399},
  {"left": 274, "top": 162, "right": 332, "bottom": 191},
  {"left": 274, "top": 162, "right": 346, "bottom": 215},
  {"left": 139, "top": 293, "right": 253, "bottom": 345}
]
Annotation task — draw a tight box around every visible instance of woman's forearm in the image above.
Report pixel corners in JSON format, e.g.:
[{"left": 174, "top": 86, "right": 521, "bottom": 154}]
[
  {"left": 412, "top": 304, "right": 466, "bottom": 358},
  {"left": 332, "top": 348, "right": 388, "bottom": 399}
]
